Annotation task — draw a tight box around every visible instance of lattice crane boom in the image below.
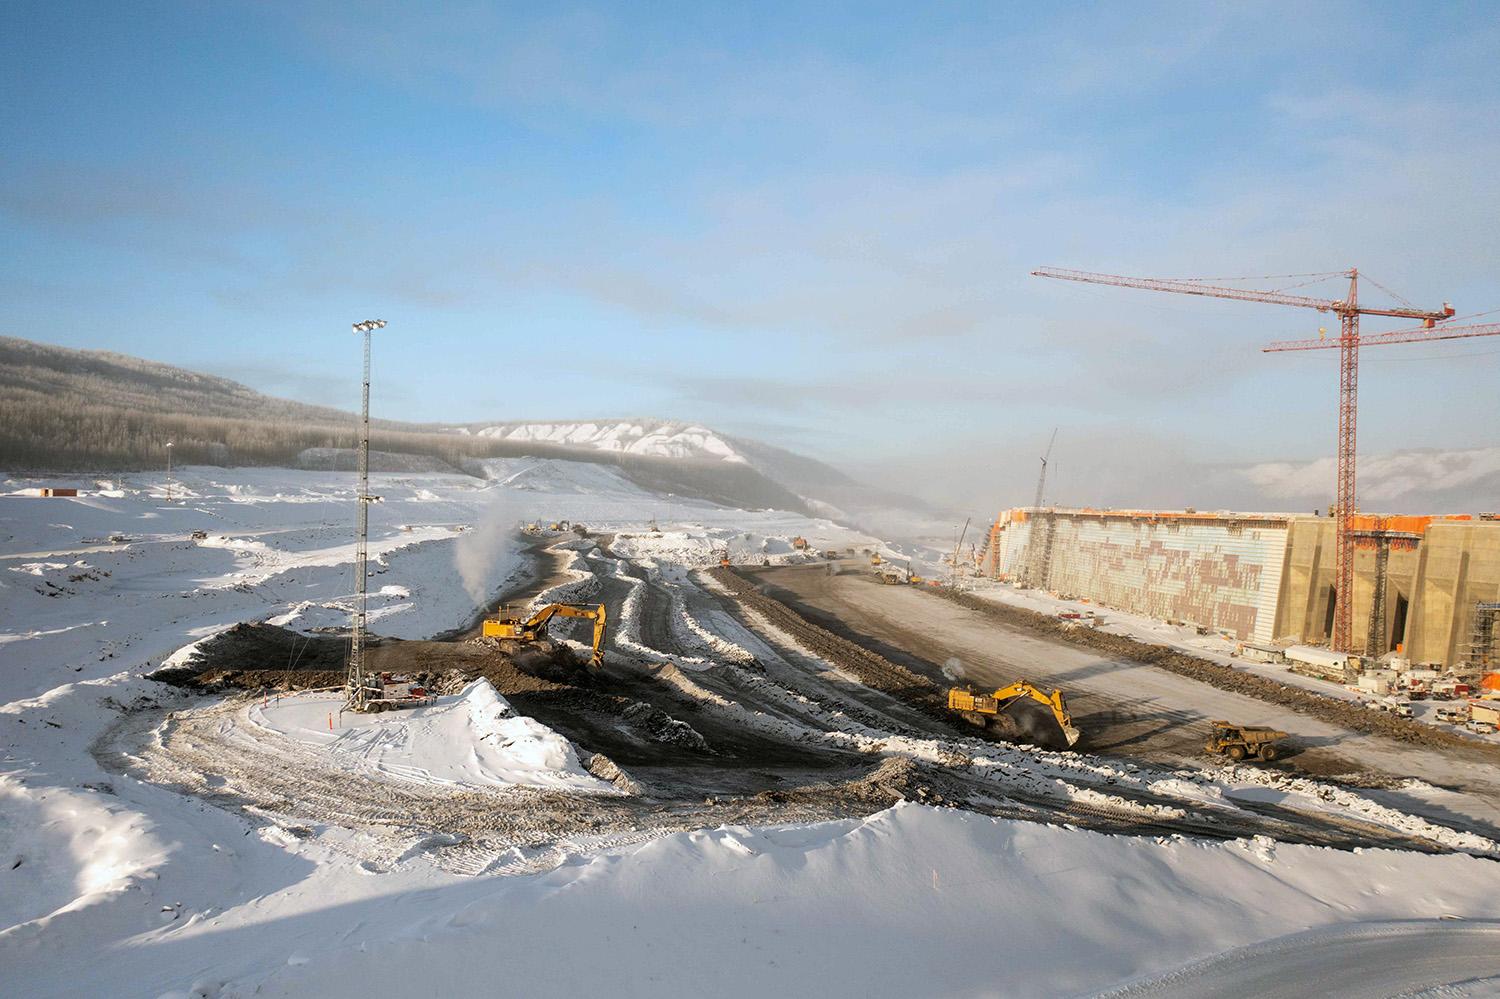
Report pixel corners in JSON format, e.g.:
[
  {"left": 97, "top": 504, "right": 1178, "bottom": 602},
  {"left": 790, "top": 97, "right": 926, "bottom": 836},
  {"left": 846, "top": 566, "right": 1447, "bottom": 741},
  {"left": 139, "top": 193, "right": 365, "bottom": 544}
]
[
  {"left": 1265, "top": 321, "right": 1500, "bottom": 352},
  {"left": 1032, "top": 267, "right": 1455, "bottom": 323}
]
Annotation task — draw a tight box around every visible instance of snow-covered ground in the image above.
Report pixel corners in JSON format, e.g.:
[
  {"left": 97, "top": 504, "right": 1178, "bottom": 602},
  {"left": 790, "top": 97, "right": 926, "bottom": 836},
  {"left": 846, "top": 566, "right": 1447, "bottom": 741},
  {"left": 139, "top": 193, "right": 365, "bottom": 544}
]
[
  {"left": 249, "top": 681, "right": 613, "bottom": 792},
  {"left": 4, "top": 465, "right": 1500, "bottom": 997}
]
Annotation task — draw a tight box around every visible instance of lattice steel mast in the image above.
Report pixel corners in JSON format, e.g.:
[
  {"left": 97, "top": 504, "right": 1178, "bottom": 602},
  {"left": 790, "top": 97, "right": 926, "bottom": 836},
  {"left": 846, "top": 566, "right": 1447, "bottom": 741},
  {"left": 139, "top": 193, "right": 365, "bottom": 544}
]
[{"left": 346, "top": 319, "right": 386, "bottom": 711}]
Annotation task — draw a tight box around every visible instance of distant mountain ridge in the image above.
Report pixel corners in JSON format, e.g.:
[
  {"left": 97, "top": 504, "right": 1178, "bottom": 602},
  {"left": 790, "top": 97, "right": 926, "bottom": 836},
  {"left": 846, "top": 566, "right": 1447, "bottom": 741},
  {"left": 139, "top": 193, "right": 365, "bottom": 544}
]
[
  {"left": 0, "top": 336, "right": 934, "bottom": 528},
  {"left": 460, "top": 420, "right": 748, "bottom": 464}
]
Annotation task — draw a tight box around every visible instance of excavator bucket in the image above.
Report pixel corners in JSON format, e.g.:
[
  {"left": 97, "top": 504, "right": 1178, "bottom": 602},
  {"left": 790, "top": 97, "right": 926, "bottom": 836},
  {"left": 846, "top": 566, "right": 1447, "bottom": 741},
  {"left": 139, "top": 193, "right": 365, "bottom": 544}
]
[{"left": 948, "top": 681, "right": 1082, "bottom": 750}]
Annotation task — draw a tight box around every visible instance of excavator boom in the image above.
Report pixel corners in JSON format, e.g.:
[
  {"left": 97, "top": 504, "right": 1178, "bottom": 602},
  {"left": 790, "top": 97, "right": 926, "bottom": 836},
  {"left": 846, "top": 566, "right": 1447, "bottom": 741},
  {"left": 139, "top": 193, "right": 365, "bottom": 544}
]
[{"left": 948, "top": 680, "right": 1081, "bottom": 747}]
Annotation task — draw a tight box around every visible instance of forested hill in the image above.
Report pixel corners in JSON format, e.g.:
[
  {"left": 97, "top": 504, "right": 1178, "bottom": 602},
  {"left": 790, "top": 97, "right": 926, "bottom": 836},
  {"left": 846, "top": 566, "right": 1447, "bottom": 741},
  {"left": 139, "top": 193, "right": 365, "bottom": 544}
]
[{"left": 0, "top": 337, "right": 824, "bottom": 516}]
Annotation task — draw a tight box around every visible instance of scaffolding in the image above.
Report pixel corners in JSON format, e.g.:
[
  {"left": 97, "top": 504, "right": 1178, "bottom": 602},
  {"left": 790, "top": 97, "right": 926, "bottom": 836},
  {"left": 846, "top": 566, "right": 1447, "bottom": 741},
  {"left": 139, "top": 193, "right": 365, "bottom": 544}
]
[
  {"left": 1469, "top": 601, "right": 1500, "bottom": 673},
  {"left": 1022, "top": 509, "right": 1056, "bottom": 590},
  {"left": 1351, "top": 522, "right": 1422, "bottom": 658}
]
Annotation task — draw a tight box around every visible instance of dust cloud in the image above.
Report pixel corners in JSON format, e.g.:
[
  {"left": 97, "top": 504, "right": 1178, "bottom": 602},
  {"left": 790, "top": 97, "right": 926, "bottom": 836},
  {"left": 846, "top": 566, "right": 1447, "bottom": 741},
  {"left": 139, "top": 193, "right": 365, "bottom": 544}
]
[{"left": 454, "top": 493, "right": 519, "bottom": 606}]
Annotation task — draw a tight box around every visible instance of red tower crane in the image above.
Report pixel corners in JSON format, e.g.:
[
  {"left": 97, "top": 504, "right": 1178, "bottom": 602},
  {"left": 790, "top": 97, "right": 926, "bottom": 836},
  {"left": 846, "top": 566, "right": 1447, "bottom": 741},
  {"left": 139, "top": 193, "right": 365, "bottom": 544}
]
[{"left": 1032, "top": 266, "right": 1498, "bottom": 654}]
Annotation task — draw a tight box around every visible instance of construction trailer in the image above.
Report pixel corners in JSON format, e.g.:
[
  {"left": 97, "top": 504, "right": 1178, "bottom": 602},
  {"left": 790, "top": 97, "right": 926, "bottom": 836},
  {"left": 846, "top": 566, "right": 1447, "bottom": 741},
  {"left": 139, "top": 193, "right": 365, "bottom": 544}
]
[
  {"left": 1471, "top": 698, "right": 1500, "bottom": 731},
  {"left": 1236, "top": 642, "right": 1286, "bottom": 665}
]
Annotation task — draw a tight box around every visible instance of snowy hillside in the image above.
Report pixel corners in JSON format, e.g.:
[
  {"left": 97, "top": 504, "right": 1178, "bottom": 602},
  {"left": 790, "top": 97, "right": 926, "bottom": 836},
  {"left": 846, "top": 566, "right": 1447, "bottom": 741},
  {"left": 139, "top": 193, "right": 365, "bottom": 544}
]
[
  {"left": 466, "top": 420, "right": 748, "bottom": 464},
  {"left": 457, "top": 418, "right": 941, "bottom": 535}
]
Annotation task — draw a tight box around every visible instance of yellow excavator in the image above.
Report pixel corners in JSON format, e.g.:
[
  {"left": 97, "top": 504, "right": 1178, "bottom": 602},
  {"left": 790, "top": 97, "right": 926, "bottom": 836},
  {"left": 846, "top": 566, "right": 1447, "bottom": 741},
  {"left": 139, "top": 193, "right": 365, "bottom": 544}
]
[
  {"left": 948, "top": 681, "right": 1082, "bottom": 748},
  {"left": 482, "top": 602, "right": 608, "bottom": 667}
]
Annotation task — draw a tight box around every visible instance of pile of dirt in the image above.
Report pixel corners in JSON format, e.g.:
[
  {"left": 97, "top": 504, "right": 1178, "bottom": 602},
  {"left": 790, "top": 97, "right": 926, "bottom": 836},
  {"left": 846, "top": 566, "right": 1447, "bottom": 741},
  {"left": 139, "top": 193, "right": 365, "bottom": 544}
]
[
  {"left": 184, "top": 668, "right": 343, "bottom": 691},
  {"left": 150, "top": 623, "right": 348, "bottom": 685},
  {"left": 582, "top": 753, "right": 642, "bottom": 793},
  {"left": 621, "top": 701, "right": 712, "bottom": 752},
  {"left": 939, "top": 589, "right": 1500, "bottom": 761}
]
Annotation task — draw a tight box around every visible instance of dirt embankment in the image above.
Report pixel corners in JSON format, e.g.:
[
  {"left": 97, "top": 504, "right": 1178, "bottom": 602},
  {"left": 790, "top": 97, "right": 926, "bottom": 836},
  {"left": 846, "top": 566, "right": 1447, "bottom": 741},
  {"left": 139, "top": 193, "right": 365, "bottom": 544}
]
[
  {"left": 708, "top": 567, "right": 951, "bottom": 717},
  {"left": 931, "top": 588, "right": 1500, "bottom": 761}
]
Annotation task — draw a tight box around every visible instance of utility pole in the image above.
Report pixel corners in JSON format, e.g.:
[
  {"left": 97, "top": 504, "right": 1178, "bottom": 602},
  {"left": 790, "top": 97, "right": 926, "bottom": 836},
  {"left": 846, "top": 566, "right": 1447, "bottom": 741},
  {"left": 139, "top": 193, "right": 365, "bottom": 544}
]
[
  {"left": 346, "top": 319, "right": 387, "bottom": 712},
  {"left": 164, "top": 441, "right": 174, "bottom": 502}
]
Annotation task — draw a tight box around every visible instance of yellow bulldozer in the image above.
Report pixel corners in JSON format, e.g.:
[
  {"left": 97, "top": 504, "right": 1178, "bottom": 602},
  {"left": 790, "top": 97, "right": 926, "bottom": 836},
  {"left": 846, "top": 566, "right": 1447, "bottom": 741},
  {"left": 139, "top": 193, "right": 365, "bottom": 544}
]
[
  {"left": 948, "top": 681, "right": 1082, "bottom": 748},
  {"left": 482, "top": 602, "right": 608, "bottom": 668}
]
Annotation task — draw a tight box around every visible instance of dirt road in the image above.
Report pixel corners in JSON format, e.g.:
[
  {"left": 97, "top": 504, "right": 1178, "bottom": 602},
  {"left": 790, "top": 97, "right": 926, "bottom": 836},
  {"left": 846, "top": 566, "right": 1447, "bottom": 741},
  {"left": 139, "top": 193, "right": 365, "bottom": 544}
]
[{"left": 743, "top": 564, "right": 1500, "bottom": 834}]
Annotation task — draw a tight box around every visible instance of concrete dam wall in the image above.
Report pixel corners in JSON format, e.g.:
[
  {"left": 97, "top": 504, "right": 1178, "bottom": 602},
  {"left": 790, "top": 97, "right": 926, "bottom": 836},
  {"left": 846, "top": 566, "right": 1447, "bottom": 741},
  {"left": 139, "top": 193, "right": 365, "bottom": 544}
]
[{"left": 984, "top": 508, "right": 1500, "bottom": 666}]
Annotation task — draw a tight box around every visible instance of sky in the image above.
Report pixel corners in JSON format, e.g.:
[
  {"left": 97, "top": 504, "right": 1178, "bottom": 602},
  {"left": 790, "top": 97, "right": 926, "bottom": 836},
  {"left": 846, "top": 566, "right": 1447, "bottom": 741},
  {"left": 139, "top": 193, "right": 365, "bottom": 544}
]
[{"left": 3, "top": 1, "right": 1498, "bottom": 516}]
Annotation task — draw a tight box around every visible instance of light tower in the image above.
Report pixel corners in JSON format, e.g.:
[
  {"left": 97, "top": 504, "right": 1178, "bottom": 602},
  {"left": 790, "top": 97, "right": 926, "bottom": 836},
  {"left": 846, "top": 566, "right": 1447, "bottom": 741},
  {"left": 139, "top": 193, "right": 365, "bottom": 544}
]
[
  {"left": 164, "top": 441, "right": 174, "bottom": 502},
  {"left": 345, "top": 319, "right": 387, "bottom": 711}
]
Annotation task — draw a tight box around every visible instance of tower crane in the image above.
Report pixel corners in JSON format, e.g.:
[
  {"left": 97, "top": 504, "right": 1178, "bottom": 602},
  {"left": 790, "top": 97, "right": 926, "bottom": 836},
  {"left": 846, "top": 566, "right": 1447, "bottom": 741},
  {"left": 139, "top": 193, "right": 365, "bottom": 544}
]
[
  {"left": 1021, "top": 429, "right": 1059, "bottom": 588},
  {"left": 1033, "top": 266, "right": 1498, "bottom": 654},
  {"left": 1033, "top": 427, "right": 1058, "bottom": 512}
]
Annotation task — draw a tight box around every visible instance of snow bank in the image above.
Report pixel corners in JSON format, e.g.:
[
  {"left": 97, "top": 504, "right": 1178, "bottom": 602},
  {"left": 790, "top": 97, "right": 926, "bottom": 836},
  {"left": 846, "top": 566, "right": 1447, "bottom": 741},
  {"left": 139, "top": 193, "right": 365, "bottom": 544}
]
[
  {"left": 91, "top": 803, "right": 1500, "bottom": 999},
  {"left": 0, "top": 775, "right": 169, "bottom": 933},
  {"left": 249, "top": 681, "right": 612, "bottom": 792}
]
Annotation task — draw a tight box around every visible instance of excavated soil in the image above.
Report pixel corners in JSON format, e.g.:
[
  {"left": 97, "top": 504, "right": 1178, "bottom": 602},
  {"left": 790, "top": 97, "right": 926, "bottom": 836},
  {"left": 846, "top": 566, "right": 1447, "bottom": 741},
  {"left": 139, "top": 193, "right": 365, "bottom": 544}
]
[
  {"left": 708, "top": 567, "right": 1077, "bottom": 750},
  {"left": 707, "top": 568, "right": 949, "bottom": 711}
]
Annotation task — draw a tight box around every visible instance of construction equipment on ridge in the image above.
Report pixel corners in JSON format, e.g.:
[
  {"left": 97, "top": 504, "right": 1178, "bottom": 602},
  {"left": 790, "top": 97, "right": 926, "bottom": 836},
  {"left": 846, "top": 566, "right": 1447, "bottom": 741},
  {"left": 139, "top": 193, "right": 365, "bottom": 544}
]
[
  {"left": 948, "top": 681, "right": 1081, "bottom": 748},
  {"left": 1033, "top": 266, "right": 1500, "bottom": 655},
  {"left": 482, "top": 603, "right": 609, "bottom": 668}
]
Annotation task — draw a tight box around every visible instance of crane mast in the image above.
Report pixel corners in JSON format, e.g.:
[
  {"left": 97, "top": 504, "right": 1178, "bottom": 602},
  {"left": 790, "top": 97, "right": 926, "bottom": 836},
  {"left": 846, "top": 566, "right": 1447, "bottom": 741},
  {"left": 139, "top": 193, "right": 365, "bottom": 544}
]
[{"left": 1022, "top": 429, "right": 1059, "bottom": 589}]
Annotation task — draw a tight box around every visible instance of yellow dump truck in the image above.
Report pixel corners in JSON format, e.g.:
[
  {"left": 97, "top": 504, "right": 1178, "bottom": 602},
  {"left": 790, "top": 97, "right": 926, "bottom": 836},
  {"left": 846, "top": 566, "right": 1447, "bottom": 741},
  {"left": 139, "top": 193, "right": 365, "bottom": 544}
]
[{"left": 1204, "top": 721, "right": 1288, "bottom": 762}]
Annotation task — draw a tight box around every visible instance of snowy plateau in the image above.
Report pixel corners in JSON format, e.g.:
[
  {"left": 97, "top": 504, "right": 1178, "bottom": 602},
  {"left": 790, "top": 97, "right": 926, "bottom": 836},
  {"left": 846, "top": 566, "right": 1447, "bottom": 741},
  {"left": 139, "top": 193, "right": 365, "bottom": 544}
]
[{"left": 1, "top": 460, "right": 1498, "bottom": 999}]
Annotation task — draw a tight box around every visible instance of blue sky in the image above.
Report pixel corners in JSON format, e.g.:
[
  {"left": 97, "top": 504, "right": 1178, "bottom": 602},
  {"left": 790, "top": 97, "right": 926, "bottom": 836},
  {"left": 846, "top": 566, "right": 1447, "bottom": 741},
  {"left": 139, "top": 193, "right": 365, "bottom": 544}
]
[{"left": 3, "top": 2, "right": 1498, "bottom": 512}]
